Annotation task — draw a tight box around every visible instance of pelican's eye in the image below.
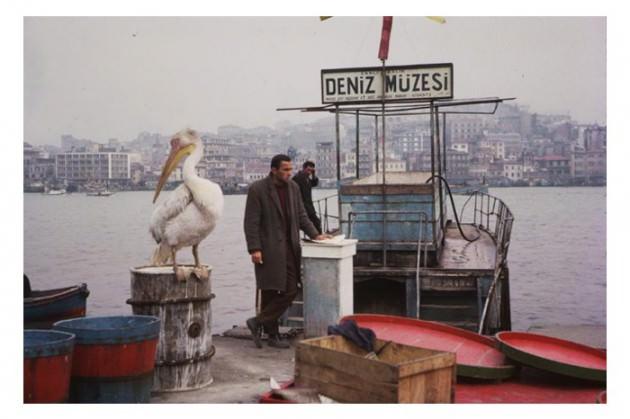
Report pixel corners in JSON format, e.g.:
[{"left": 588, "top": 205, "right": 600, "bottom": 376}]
[{"left": 171, "top": 138, "right": 180, "bottom": 147}]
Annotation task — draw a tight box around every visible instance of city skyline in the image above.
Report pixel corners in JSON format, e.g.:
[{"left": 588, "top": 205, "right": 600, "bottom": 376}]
[{"left": 24, "top": 17, "right": 606, "bottom": 146}]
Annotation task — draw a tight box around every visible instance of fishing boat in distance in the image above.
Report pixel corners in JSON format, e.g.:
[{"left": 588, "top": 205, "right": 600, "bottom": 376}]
[
  {"left": 86, "top": 190, "right": 114, "bottom": 197},
  {"left": 448, "top": 182, "right": 489, "bottom": 195}
]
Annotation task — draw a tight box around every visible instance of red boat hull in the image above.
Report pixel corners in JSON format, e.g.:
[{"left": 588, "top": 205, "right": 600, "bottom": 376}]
[
  {"left": 342, "top": 314, "right": 516, "bottom": 379},
  {"left": 496, "top": 331, "right": 606, "bottom": 382}
]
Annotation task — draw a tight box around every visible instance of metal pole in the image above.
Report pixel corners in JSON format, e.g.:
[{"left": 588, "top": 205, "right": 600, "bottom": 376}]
[
  {"left": 436, "top": 106, "right": 444, "bottom": 233},
  {"left": 335, "top": 104, "right": 341, "bottom": 182},
  {"left": 429, "top": 101, "right": 436, "bottom": 245},
  {"left": 381, "top": 60, "right": 387, "bottom": 187},
  {"left": 335, "top": 104, "right": 342, "bottom": 230},
  {"left": 356, "top": 110, "right": 360, "bottom": 179},
  {"left": 374, "top": 115, "right": 379, "bottom": 173},
  {"left": 381, "top": 60, "right": 387, "bottom": 267},
  {"left": 442, "top": 112, "right": 447, "bottom": 178}
]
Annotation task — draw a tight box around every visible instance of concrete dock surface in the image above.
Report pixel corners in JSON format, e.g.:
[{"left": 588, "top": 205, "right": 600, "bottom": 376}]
[
  {"left": 151, "top": 330, "right": 296, "bottom": 403},
  {"left": 152, "top": 323, "right": 605, "bottom": 403}
]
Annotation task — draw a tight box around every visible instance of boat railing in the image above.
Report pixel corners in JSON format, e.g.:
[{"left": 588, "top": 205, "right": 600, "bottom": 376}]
[
  {"left": 313, "top": 194, "right": 340, "bottom": 233},
  {"left": 460, "top": 191, "right": 515, "bottom": 334},
  {"left": 460, "top": 191, "right": 514, "bottom": 265},
  {"left": 347, "top": 210, "right": 430, "bottom": 269}
]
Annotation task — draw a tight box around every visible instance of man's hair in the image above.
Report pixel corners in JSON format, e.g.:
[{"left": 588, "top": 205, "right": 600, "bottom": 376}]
[
  {"left": 303, "top": 161, "right": 315, "bottom": 169},
  {"left": 270, "top": 154, "right": 292, "bottom": 169}
]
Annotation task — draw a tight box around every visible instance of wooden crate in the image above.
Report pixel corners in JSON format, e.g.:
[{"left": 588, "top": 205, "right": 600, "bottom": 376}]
[{"left": 295, "top": 335, "right": 456, "bottom": 403}]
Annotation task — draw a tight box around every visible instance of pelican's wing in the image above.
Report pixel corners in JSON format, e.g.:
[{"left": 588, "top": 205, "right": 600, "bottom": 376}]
[{"left": 149, "top": 184, "right": 193, "bottom": 243}]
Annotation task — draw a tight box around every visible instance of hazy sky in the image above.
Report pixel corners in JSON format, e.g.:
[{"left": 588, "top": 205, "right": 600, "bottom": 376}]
[{"left": 24, "top": 16, "right": 606, "bottom": 145}]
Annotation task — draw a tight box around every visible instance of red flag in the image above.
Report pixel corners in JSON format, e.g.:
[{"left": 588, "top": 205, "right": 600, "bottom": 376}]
[{"left": 378, "top": 16, "right": 393, "bottom": 61}]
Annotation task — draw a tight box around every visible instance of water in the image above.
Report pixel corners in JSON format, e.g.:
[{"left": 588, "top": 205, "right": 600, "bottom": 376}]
[{"left": 24, "top": 187, "right": 605, "bottom": 332}]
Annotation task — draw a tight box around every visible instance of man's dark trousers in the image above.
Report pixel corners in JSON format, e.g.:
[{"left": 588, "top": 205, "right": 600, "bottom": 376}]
[{"left": 256, "top": 253, "right": 298, "bottom": 335}]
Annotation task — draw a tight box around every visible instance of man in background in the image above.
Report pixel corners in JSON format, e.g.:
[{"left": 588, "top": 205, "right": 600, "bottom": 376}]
[{"left": 292, "top": 161, "right": 322, "bottom": 234}]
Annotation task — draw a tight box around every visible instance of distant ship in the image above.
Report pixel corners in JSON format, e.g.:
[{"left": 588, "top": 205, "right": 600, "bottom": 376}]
[
  {"left": 86, "top": 190, "right": 114, "bottom": 197},
  {"left": 46, "top": 189, "right": 66, "bottom": 195}
]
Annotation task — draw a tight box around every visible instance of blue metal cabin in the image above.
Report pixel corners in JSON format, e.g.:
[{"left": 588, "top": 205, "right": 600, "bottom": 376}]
[{"left": 280, "top": 80, "right": 515, "bottom": 335}]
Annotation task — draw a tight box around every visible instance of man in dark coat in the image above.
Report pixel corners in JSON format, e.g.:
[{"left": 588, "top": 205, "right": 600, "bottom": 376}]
[
  {"left": 244, "top": 154, "right": 329, "bottom": 348},
  {"left": 292, "top": 160, "right": 322, "bottom": 234}
]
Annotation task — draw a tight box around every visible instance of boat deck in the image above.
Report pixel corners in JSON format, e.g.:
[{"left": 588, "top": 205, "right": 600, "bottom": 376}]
[{"left": 440, "top": 223, "right": 496, "bottom": 271}]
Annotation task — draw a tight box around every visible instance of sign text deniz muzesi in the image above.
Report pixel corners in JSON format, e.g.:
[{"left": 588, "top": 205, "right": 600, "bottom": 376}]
[{"left": 321, "top": 64, "right": 453, "bottom": 104}]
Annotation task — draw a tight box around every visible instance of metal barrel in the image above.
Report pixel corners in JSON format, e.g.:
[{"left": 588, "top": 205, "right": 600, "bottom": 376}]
[
  {"left": 24, "top": 330, "right": 75, "bottom": 403},
  {"left": 53, "top": 315, "right": 160, "bottom": 403},
  {"left": 128, "top": 265, "right": 215, "bottom": 392}
]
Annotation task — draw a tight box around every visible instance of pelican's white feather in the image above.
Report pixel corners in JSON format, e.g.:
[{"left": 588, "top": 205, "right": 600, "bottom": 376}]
[
  {"left": 149, "top": 129, "right": 224, "bottom": 265},
  {"left": 149, "top": 183, "right": 192, "bottom": 244}
]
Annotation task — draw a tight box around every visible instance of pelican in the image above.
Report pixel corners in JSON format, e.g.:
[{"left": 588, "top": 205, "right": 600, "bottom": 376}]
[{"left": 150, "top": 129, "right": 223, "bottom": 280}]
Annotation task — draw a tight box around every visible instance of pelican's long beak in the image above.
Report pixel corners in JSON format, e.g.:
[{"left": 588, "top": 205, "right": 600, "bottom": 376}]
[{"left": 153, "top": 143, "right": 195, "bottom": 203}]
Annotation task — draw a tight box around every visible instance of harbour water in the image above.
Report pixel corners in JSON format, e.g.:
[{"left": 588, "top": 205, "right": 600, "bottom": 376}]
[{"left": 23, "top": 187, "right": 606, "bottom": 332}]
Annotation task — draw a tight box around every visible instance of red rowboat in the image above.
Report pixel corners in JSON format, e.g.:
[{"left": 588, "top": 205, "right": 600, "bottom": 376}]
[
  {"left": 341, "top": 314, "right": 516, "bottom": 379},
  {"left": 496, "top": 331, "right": 606, "bottom": 382}
]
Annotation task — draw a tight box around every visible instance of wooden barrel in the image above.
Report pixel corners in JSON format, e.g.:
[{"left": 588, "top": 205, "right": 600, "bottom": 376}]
[
  {"left": 53, "top": 315, "right": 160, "bottom": 403},
  {"left": 127, "top": 265, "right": 215, "bottom": 392},
  {"left": 24, "top": 330, "right": 75, "bottom": 403}
]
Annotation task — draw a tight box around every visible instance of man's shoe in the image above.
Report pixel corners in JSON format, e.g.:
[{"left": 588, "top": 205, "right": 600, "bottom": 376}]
[
  {"left": 268, "top": 334, "right": 291, "bottom": 349},
  {"left": 246, "top": 317, "right": 262, "bottom": 348}
]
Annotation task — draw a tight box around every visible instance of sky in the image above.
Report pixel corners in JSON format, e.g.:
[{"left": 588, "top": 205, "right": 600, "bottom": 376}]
[{"left": 24, "top": 16, "right": 606, "bottom": 145}]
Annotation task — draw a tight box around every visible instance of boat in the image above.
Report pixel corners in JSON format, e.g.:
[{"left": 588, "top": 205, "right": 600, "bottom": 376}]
[
  {"left": 86, "top": 190, "right": 114, "bottom": 197},
  {"left": 24, "top": 283, "right": 90, "bottom": 329},
  {"left": 448, "top": 182, "right": 489, "bottom": 195},
  {"left": 342, "top": 314, "right": 516, "bottom": 379},
  {"left": 260, "top": 367, "right": 605, "bottom": 403},
  {"left": 280, "top": 65, "right": 516, "bottom": 335},
  {"left": 25, "top": 181, "right": 45, "bottom": 193},
  {"left": 46, "top": 189, "right": 66, "bottom": 195},
  {"left": 495, "top": 331, "right": 606, "bottom": 382}
]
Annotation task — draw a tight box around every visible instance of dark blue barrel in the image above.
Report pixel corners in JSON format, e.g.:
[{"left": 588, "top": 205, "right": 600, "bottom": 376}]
[
  {"left": 24, "top": 330, "right": 75, "bottom": 403},
  {"left": 53, "top": 315, "right": 160, "bottom": 403}
]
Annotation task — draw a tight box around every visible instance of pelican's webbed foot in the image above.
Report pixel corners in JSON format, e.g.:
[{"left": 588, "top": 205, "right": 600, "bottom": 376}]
[
  {"left": 192, "top": 266, "right": 209, "bottom": 281},
  {"left": 175, "top": 267, "right": 188, "bottom": 282},
  {"left": 172, "top": 249, "right": 187, "bottom": 282}
]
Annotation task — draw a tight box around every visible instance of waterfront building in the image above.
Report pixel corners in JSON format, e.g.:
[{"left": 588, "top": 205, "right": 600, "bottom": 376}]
[
  {"left": 570, "top": 127, "right": 606, "bottom": 184},
  {"left": 390, "top": 133, "right": 429, "bottom": 156},
  {"left": 243, "top": 159, "right": 269, "bottom": 183},
  {"left": 448, "top": 116, "right": 486, "bottom": 143},
  {"left": 451, "top": 143, "right": 469, "bottom": 153},
  {"left": 375, "top": 158, "right": 407, "bottom": 173},
  {"left": 55, "top": 151, "right": 130, "bottom": 181},
  {"left": 341, "top": 151, "right": 356, "bottom": 179},
  {"left": 503, "top": 162, "right": 524, "bottom": 182},
  {"left": 445, "top": 150, "right": 471, "bottom": 182},
  {"left": 316, "top": 141, "right": 336, "bottom": 180},
  {"left": 533, "top": 155, "right": 571, "bottom": 181},
  {"left": 24, "top": 142, "right": 55, "bottom": 184}
]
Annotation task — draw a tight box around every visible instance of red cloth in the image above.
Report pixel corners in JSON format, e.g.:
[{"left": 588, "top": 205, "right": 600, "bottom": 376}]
[{"left": 378, "top": 17, "right": 393, "bottom": 60}]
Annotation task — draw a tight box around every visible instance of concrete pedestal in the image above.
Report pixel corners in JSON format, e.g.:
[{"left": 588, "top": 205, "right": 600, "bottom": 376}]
[{"left": 301, "top": 239, "right": 357, "bottom": 338}]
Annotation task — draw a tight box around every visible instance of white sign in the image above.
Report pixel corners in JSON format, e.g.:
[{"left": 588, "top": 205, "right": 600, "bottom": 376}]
[{"left": 321, "top": 64, "right": 453, "bottom": 104}]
